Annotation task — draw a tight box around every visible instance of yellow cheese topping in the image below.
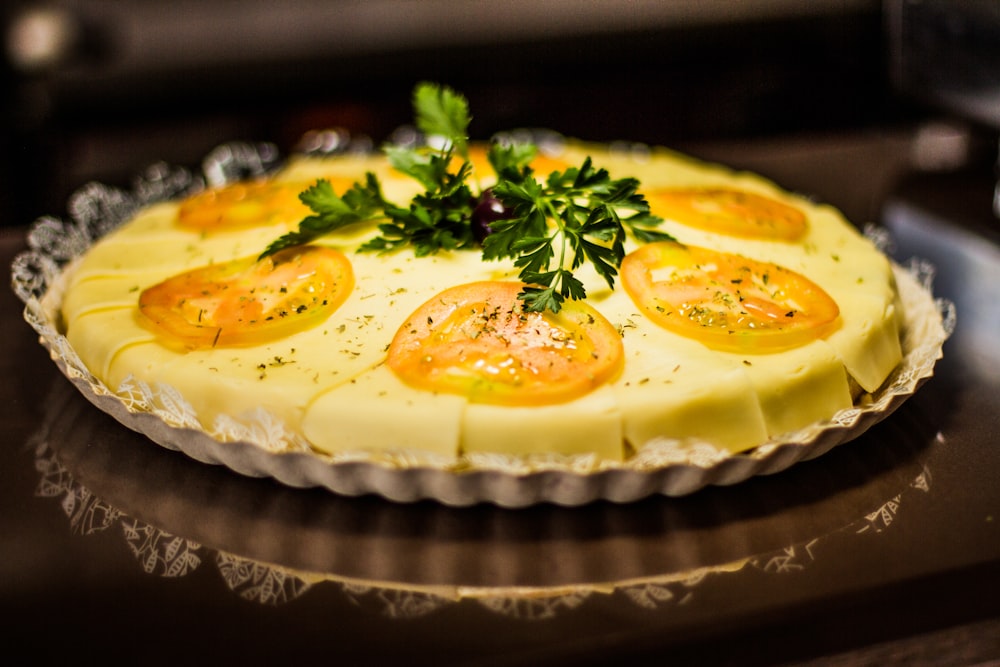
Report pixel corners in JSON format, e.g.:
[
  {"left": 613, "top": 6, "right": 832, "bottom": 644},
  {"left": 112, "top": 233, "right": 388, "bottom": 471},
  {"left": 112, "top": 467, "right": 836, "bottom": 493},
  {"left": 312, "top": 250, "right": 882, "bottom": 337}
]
[{"left": 60, "top": 143, "right": 902, "bottom": 461}]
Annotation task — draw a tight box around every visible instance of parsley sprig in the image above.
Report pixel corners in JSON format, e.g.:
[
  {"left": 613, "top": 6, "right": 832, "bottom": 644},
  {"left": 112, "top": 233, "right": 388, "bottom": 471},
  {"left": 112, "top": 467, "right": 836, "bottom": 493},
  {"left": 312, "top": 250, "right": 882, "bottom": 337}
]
[
  {"left": 261, "top": 81, "right": 673, "bottom": 313},
  {"left": 484, "top": 157, "right": 670, "bottom": 312},
  {"left": 259, "top": 175, "right": 385, "bottom": 255}
]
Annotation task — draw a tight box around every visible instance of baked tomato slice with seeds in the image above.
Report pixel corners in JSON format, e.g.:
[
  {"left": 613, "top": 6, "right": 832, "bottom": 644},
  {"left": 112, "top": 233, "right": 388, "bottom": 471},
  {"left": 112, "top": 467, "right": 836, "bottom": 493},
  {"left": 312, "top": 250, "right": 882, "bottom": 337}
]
[
  {"left": 647, "top": 187, "right": 807, "bottom": 241},
  {"left": 138, "top": 245, "right": 353, "bottom": 349},
  {"left": 387, "top": 281, "right": 623, "bottom": 406},
  {"left": 622, "top": 241, "right": 840, "bottom": 353}
]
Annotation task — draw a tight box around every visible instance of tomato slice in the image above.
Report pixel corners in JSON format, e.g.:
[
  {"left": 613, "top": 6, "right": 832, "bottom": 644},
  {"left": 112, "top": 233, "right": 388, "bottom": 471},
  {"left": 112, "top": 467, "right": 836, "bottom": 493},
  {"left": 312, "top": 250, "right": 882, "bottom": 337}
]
[
  {"left": 621, "top": 242, "right": 840, "bottom": 353},
  {"left": 138, "top": 246, "right": 353, "bottom": 349},
  {"left": 387, "top": 281, "right": 623, "bottom": 406},
  {"left": 647, "top": 187, "right": 807, "bottom": 241},
  {"left": 177, "top": 178, "right": 352, "bottom": 231}
]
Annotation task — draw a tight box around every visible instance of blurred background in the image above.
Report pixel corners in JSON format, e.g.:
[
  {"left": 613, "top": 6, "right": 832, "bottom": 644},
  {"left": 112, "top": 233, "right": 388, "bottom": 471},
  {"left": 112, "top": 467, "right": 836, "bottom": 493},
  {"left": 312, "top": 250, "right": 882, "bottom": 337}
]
[{"left": 1, "top": 0, "right": 998, "bottom": 229}]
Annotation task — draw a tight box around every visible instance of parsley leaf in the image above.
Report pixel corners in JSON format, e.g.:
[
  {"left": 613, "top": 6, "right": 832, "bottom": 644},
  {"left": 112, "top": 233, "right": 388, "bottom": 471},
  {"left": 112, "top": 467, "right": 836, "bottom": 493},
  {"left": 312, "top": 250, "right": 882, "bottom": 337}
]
[
  {"left": 259, "top": 175, "right": 383, "bottom": 259},
  {"left": 412, "top": 82, "right": 470, "bottom": 156},
  {"left": 487, "top": 141, "right": 538, "bottom": 181},
  {"left": 361, "top": 171, "right": 478, "bottom": 255}
]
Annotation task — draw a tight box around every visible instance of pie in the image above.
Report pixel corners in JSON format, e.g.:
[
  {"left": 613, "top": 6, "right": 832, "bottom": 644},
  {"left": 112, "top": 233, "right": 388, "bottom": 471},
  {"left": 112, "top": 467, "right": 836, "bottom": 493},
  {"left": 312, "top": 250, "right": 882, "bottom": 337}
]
[{"left": 56, "top": 140, "right": 908, "bottom": 465}]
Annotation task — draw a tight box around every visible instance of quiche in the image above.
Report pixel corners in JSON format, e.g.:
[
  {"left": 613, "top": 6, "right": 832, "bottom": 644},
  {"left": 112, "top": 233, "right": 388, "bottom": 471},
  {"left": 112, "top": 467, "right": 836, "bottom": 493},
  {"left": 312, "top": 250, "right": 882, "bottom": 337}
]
[
  {"left": 59, "top": 139, "right": 903, "bottom": 462},
  {"left": 17, "top": 86, "right": 950, "bottom": 505}
]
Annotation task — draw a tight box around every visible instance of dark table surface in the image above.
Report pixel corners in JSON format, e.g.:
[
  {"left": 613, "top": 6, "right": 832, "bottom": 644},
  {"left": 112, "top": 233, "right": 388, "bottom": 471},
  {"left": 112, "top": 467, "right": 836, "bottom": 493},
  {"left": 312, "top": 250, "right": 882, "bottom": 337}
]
[{"left": 2, "top": 137, "right": 999, "bottom": 666}]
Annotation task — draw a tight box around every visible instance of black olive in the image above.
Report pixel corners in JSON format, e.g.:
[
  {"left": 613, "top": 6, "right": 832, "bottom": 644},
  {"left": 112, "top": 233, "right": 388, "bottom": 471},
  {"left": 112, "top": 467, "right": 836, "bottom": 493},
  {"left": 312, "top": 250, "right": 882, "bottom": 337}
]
[{"left": 471, "top": 188, "right": 512, "bottom": 244}]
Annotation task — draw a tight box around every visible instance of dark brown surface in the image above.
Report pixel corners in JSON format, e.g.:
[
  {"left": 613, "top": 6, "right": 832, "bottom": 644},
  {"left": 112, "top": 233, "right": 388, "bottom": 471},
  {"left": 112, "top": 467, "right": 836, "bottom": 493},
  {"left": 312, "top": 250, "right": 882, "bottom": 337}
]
[{"left": 2, "top": 148, "right": 999, "bottom": 666}]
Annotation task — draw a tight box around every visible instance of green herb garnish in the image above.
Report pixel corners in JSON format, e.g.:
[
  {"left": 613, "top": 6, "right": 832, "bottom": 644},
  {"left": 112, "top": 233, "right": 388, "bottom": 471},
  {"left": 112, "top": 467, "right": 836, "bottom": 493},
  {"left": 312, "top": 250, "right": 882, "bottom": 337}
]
[
  {"left": 259, "top": 175, "right": 385, "bottom": 256},
  {"left": 261, "top": 81, "right": 673, "bottom": 312},
  {"left": 483, "top": 156, "right": 671, "bottom": 312}
]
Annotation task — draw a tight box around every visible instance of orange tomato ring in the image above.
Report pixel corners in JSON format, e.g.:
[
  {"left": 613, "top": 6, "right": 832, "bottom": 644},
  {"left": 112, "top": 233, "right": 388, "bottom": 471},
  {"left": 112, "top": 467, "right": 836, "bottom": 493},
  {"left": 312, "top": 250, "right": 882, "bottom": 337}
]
[
  {"left": 622, "top": 241, "right": 840, "bottom": 353},
  {"left": 137, "top": 245, "right": 354, "bottom": 350},
  {"left": 647, "top": 187, "right": 807, "bottom": 241},
  {"left": 386, "top": 281, "right": 624, "bottom": 406},
  {"left": 177, "top": 178, "right": 351, "bottom": 231}
]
